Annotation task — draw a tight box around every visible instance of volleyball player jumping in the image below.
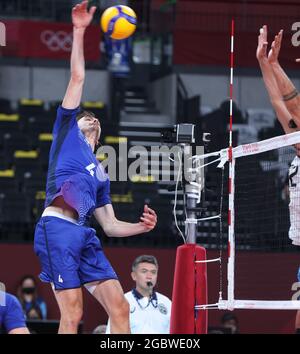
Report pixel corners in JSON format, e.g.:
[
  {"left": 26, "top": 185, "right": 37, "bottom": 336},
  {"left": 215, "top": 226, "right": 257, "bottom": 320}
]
[{"left": 34, "top": 1, "right": 157, "bottom": 334}]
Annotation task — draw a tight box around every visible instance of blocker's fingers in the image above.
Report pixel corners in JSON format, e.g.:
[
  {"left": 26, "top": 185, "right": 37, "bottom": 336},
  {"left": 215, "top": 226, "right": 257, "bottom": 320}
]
[
  {"left": 143, "top": 210, "right": 154, "bottom": 216},
  {"left": 142, "top": 213, "right": 155, "bottom": 220},
  {"left": 89, "top": 6, "right": 97, "bottom": 15},
  {"left": 78, "top": 1, "right": 88, "bottom": 12},
  {"left": 141, "top": 215, "right": 154, "bottom": 221},
  {"left": 147, "top": 207, "right": 157, "bottom": 215},
  {"left": 140, "top": 217, "right": 154, "bottom": 226}
]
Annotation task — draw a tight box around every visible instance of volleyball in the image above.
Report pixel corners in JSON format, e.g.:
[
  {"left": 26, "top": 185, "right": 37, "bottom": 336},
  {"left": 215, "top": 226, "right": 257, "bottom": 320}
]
[{"left": 100, "top": 5, "right": 137, "bottom": 40}]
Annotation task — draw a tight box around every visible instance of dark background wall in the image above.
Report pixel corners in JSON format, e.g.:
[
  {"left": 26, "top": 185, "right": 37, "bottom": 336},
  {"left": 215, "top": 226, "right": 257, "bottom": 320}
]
[{"left": 173, "top": 0, "right": 300, "bottom": 68}]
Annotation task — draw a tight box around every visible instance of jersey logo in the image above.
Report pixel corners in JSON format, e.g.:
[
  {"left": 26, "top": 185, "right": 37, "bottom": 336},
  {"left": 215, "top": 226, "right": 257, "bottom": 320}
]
[
  {"left": 289, "top": 165, "right": 298, "bottom": 188},
  {"left": 86, "top": 163, "right": 96, "bottom": 177},
  {"left": 130, "top": 305, "right": 136, "bottom": 314},
  {"left": 58, "top": 275, "right": 64, "bottom": 283},
  {"left": 158, "top": 303, "right": 168, "bottom": 315}
]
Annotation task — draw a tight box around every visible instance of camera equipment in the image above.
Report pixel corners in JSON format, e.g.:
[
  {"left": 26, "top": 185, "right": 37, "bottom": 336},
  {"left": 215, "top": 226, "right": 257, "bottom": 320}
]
[
  {"left": 160, "top": 123, "right": 211, "bottom": 243},
  {"left": 161, "top": 123, "right": 195, "bottom": 144}
]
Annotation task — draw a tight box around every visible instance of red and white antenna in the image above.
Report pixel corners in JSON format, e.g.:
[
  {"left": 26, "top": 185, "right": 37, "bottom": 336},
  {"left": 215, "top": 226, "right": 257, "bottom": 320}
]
[
  {"left": 229, "top": 19, "right": 234, "bottom": 153},
  {"left": 227, "top": 18, "right": 235, "bottom": 309}
]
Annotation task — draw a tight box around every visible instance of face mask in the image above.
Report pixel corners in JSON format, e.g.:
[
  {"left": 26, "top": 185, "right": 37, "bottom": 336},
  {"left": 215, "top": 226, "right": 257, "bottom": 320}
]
[{"left": 22, "top": 287, "right": 35, "bottom": 295}]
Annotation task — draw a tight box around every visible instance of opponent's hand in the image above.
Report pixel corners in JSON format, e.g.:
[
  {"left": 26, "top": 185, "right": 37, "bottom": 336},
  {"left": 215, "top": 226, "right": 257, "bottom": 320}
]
[
  {"left": 256, "top": 25, "right": 268, "bottom": 62},
  {"left": 268, "top": 30, "right": 283, "bottom": 64},
  {"left": 72, "top": 0, "right": 96, "bottom": 30},
  {"left": 139, "top": 205, "right": 157, "bottom": 232}
]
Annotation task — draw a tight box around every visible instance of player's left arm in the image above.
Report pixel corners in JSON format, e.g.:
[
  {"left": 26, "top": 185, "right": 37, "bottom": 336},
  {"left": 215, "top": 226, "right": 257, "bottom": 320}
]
[{"left": 93, "top": 204, "right": 157, "bottom": 237}]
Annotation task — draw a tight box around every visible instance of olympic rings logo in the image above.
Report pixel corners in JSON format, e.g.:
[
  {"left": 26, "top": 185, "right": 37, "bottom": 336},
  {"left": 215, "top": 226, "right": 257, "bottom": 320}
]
[{"left": 40, "top": 30, "right": 73, "bottom": 52}]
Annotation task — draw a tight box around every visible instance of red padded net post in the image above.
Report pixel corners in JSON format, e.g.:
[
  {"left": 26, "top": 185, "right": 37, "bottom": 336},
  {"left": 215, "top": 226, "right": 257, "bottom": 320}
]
[{"left": 170, "top": 244, "right": 208, "bottom": 334}]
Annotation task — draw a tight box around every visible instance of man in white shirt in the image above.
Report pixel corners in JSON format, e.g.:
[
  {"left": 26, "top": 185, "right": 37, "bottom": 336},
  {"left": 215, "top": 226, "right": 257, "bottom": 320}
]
[{"left": 106, "top": 255, "right": 171, "bottom": 334}]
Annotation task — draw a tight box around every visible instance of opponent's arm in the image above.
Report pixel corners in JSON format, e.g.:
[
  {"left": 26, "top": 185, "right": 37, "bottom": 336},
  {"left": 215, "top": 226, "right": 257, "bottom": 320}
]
[
  {"left": 268, "top": 29, "right": 300, "bottom": 118},
  {"left": 62, "top": 1, "right": 96, "bottom": 109},
  {"left": 257, "top": 25, "right": 295, "bottom": 134},
  {"left": 93, "top": 204, "right": 157, "bottom": 237}
]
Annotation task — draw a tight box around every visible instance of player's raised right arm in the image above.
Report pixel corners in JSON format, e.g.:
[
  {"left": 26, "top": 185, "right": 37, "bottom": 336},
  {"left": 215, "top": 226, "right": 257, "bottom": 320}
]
[
  {"left": 62, "top": 1, "right": 96, "bottom": 109},
  {"left": 268, "top": 30, "right": 300, "bottom": 119},
  {"left": 257, "top": 25, "right": 294, "bottom": 134}
]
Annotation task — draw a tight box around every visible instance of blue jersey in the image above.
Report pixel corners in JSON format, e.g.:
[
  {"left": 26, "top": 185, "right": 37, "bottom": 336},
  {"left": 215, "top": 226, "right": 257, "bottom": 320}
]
[
  {"left": 0, "top": 292, "right": 27, "bottom": 333},
  {"left": 45, "top": 106, "right": 111, "bottom": 225}
]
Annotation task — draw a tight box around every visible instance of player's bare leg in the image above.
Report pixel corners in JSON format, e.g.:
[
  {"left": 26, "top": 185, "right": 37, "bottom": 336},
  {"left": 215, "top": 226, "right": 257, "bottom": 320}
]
[
  {"left": 52, "top": 287, "right": 83, "bottom": 334},
  {"left": 85, "top": 279, "right": 130, "bottom": 334}
]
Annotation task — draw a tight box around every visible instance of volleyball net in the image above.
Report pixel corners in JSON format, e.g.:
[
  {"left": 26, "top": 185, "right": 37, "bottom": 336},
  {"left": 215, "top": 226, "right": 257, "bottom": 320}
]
[{"left": 195, "top": 130, "right": 300, "bottom": 311}]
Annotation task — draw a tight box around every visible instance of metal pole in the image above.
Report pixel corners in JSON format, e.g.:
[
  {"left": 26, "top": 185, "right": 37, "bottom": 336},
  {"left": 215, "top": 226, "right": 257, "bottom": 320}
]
[{"left": 183, "top": 144, "right": 201, "bottom": 244}]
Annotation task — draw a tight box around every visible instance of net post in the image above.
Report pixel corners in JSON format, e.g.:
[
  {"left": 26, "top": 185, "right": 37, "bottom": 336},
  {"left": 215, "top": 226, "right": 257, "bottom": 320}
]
[{"left": 170, "top": 245, "right": 208, "bottom": 333}]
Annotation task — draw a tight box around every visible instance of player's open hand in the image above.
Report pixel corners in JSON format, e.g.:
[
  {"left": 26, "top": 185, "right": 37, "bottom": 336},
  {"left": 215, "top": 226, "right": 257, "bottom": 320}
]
[
  {"left": 256, "top": 25, "right": 268, "bottom": 62},
  {"left": 139, "top": 205, "right": 157, "bottom": 232},
  {"left": 72, "top": 0, "right": 96, "bottom": 30},
  {"left": 268, "top": 30, "right": 283, "bottom": 64}
]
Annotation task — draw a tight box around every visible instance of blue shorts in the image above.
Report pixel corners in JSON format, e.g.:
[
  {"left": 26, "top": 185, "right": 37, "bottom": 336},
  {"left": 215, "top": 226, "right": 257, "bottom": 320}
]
[{"left": 34, "top": 216, "right": 118, "bottom": 290}]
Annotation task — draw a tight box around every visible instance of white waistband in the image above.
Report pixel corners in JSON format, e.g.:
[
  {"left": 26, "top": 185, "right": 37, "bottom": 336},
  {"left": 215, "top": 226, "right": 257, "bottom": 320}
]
[{"left": 42, "top": 210, "right": 78, "bottom": 225}]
